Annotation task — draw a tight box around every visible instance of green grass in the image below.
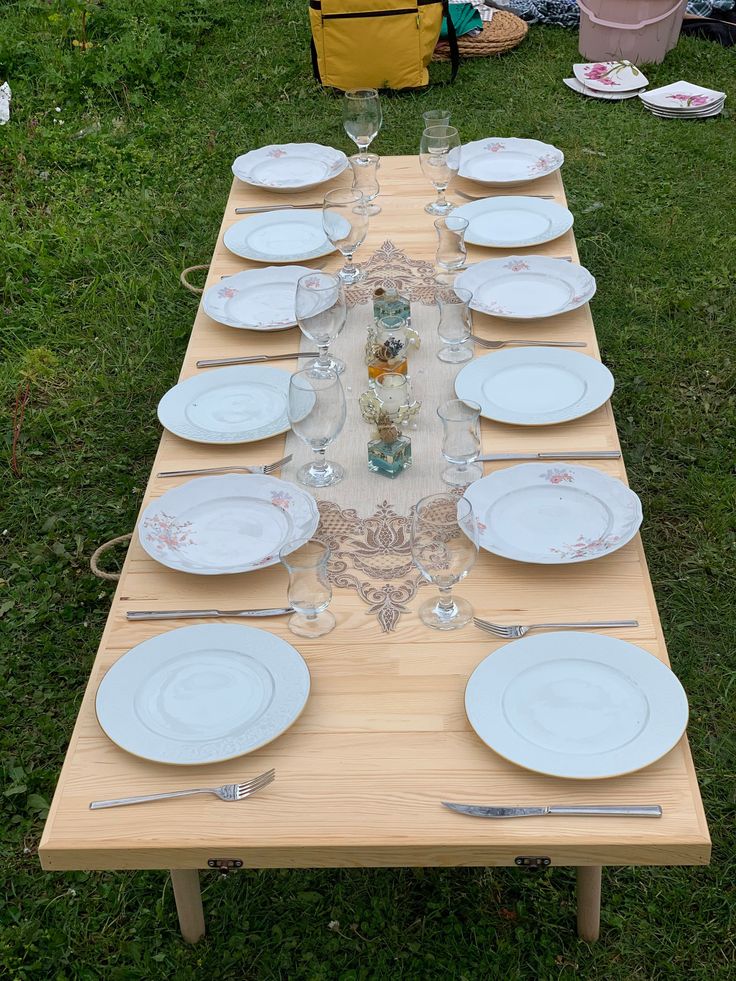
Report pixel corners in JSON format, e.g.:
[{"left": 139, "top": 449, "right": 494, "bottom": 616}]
[{"left": 2, "top": 1, "right": 736, "bottom": 977}]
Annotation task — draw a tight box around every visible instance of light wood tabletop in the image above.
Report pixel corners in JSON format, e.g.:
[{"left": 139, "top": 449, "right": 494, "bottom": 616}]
[{"left": 40, "top": 157, "right": 710, "bottom": 944}]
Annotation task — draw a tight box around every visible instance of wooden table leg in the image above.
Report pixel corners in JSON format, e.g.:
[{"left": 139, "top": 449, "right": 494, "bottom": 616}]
[
  {"left": 576, "top": 866, "right": 602, "bottom": 942},
  {"left": 170, "top": 869, "right": 205, "bottom": 943}
]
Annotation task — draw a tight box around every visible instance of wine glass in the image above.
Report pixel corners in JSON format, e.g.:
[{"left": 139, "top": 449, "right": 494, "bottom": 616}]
[
  {"left": 343, "top": 88, "right": 382, "bottom": 162},
  {"left": 295, "top": 273, "right": 347, "bottom": 376},
  {"left": 419, "top": 125, "right": 461, "bottom": 216},
  {"left": 411, "top": 493, "right": 479, "bottom": 630},
  {"left": 323, "top": 188, "right": 368, "bottom": 284},
  {"left": 288, "top": 367, "right": 346, "bottom": 487}
]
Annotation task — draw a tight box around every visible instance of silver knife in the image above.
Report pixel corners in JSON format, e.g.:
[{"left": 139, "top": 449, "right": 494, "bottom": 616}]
[
  {"left": 197, "top": 352, "right": 318, "bottom": 368},
  {"left": 235, "top": 204, "right": 320, "bottom": 214},
  {"left": 126, "top": 607, "right": 294, "bottom": 621},
  {"left": 442, "top": 802, "right": 662, "bottom": 818},
  {"left": 478, "top": 451, "right": 621, "bottom": 462}
]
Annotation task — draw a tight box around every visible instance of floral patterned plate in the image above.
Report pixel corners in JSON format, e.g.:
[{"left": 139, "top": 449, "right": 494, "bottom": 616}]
[
  {"left": 224, "top": 210, "right": 340, "bottom": 263},
  {"left": 203, "top": 266, "right": 317, "bottom": 330},
  {"left": 232, "top": 143, "right": 348, "bottom": 192},
  {"left": 452, "top": 196, "right": 574, "bottom": 248},
  {"left": 563, "top": 77, "right": 644, "bottom": 102},
  {"left": 454, "top": 347, "right": 614, "bottom": 426},
  {"left": 463, "top": 463, "right": 642, "bottom": 564},
  {"left": 96, "top": 624, "right": 310, "bottom": 765},
  {"left": 572, "top": 60, "right": 648, "bottom": 93},
  {"left": 138, "top": 473, "right": 319, "bottom": 575},
  {"left": 455, "top": 255, "right": 596, "bottom": 320},
  {"left": 465, "top": 632, "right": 688, "bottom": 779},
  {"left": 638, "top": 80, "right": 726, "bottom": 111},
  {"left": 458, "top": 138, "right": 564, "bottom": 187},
  {"left": 157, "top": 365, "right": 291, "bottom": 444}
]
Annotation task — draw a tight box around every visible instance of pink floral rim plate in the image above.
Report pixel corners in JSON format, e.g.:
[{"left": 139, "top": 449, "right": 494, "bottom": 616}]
[
  {"left": 458, "top": 138, "right": 564, "bottom": 187},
  {"left": 138, "top": 474, "right": 319, "bottom": 575},
  {"left": 232, "top": 143, "right": 348, "bottom": 192},
  {"left": 639, "top": 81, "right": 726, "bottom": 117},
  {"left": 454, "top": 255, "right": 596, "bottom": 320},
  {"left": 203, "top": 266, "right": 317, "bottom": 330},
  {"left": 572, "top": 61, "right": 648, "bottom": 94},
  {"left": 463, "top": 463, "right": 642, "bottom": 564}
]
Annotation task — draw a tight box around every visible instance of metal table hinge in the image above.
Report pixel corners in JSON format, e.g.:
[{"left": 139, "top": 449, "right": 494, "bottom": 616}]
[
  {"left": 514, "top": 856, "right": 551, "bottom": 872},
  {"left": 208, "top": 858, "right": 243, "bottom": 875}
]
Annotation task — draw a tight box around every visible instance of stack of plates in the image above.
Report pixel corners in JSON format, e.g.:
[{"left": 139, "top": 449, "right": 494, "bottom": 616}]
[
  {"left": 565, "top": 60, "right": 648, "bottom": 101},
  {"left": 639, "top": 81, "right": 726, "bottom": 120}
]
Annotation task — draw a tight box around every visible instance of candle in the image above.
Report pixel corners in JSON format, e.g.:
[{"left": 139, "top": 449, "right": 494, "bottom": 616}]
[{"left": 375, "top": 373, "right": 408, "bottom": 414}]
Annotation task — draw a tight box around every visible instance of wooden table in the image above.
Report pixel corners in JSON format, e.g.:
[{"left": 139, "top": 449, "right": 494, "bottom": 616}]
[{"left": 40, "top": 157, "right": 710, "bottom": 945}]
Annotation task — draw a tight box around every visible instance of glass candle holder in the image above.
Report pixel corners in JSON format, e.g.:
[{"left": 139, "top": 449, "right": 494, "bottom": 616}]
[
  {"left": 374, "top": 371, "right": 410, "bottom": 418},
  {"left": 435, "top": 215, "right": 468, "bottom": 277},
  {"left": 350, "top": 152, "right": 380, "bottom": 215},
  {"left": 279, "top": 539, "right": 335, "bottom": 638},
  {"left": 438, "top": 398, "right": 482, "bottom": 487},
  {"left": 436, "top": 286, "right": 473, "bottom": 363}
]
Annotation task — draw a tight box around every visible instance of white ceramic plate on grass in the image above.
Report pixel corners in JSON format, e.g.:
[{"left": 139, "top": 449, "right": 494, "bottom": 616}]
[
  {"left": 157, "top": 365, "right": 291, "bottom": 444},
  {"left": 573, "top": 60, "right": 648, "bottom": 93},
  {"left": 639, "top": 80, "right": 726, "bottom": 110},
  {"left": 232, "top": 143, "right": 348, "bottom": 192},
  {"left": 224, "top": 211, "right": 340, "bottom": 263},
  {"left": 453, "top": 195, "right": 573, "bottom": 248},
  {"left": 458, "top": 138, "right": 564, "bottom": 186},
  {"left": 465, "top": 632, "right": 688, "bottom": 779},
  {"left": 563, "top": 77, "right": 645, "bottom": 101},
  {"left": 463, "top": 463, "right": 642, "bottom": 564},
  {"left": 454, "top": 347, "right": 613, "bottom": 426},
  {"left": 96, "top": 624, "right": 311, "bottom": 765}
]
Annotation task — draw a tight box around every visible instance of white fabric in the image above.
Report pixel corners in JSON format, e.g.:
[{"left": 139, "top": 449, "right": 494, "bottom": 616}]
[{"left": 0, "top": 83, "right": 11, "bottom": 125}]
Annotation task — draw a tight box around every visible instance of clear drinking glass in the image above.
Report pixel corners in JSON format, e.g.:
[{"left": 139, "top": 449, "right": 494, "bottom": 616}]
[
  {"left": 350, "top": 153, "right": 381, "bottom": 215},
  {"left": 436, "top": 286, "right": 473, "bottom": 363},
  {"left": 423, "top": 109, "right": 451, "bottom": 129},
  {"left": 323, "top": 188, "right": 369, "bottom": 285},
  {"left": 411, "top": 493, "right": 479, "bottom": 630},
  {"left": 438, "top": 398, "right": 482, "bottom": 486},
  {"left": 288, "top": 367, "right": 346, "bottom": 487},
  {"left": 435, "top": 216, "right": 468, "bottom": 279},
  {"left": 343, "top": 88, "right": 382, "bottom": 162},
  {"left": 279, "top": 539, "right": 335, "bottom": 638},
  {"left": 295, "top": 273, "right": 347, "bottom": 376},
  {"left": 419, "top": 125, "right": 461, "bottom": 216}
]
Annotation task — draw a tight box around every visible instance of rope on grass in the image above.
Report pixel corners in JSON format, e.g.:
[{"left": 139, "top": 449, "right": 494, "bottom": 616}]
[
  {"left": 180, "top": 264, "right": 210, "bottom": 295},
  {"left": 90, "top": 534, "right": 132, "bottom": 581}
]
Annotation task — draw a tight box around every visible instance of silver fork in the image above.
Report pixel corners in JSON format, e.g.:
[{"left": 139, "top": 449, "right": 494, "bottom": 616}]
[
  {"left": 471, "top": 335, "right": 586, "bottom": 350},
  {"left": 473, "top": 617, "right": 639, "bottom": 639},
  {"left": 89, "top": 768, "right": 275, "bottom": 809},
  {"left": 456, "top": 190, "right": 556, "bottom": 201},
  {"left": 157, "top": 454, "right": 292, "bottom": 479}
]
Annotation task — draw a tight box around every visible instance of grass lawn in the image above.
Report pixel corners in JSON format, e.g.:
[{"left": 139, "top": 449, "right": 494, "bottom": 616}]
[{"left": 1, "top": 1, "right": 735, "bottom": 977}]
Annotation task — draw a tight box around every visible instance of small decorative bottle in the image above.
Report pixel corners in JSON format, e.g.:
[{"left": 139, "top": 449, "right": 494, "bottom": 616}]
[
  {"left": 367, "top": 411, "right": 412, "bottom": 479},
  {"left": 366, "top": 314, "right": 410, "bottom": 384},
  {"left": 373, "top": 284, "right": 411, "bottom": 325}
]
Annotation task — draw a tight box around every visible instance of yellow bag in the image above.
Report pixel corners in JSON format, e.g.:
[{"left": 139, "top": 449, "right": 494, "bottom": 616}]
[{"left": 309, "top": 0, "right": 458, "bottom": 90}]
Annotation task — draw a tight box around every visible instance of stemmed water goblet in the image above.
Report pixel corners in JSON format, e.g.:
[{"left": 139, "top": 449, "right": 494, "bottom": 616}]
[
  {"left": 323, "top": 188, "right": 369, "bottom": 284},
  {"left": 411, "top": 493, "right": 479, "bottom": 630},
  {"left": 343, "top": 88, "right": 382, "bottom": 162},
  {"left": 295, "top": 272, "right": 347, "bottom": 376},
  {"left": 288, "top": 367, "right": 346, "bottom": 488},
  {"left": 419, "top": 125, "right": 461, "bottom": 216}
]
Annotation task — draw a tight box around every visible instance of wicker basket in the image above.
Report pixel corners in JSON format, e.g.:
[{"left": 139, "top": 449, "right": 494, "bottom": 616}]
[{"left": 433, "top": 11, "right": 528, "bottom": 60}]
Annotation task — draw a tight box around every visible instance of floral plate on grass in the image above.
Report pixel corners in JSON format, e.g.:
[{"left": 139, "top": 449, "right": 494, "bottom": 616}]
[
  {"left": 573, "top": 60, "right": 648, "bottom": 93},
  {"left": 639, "top": 80, "right": 726, "bottom": 114},
  {"left": 463, "top": 463, "right": 642, "bottom": 564}
]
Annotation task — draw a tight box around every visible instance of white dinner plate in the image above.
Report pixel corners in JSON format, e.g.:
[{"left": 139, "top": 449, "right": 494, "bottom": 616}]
[
  {"left": 563, "top": 77, "right": 645, "bottom": 101},
  {"left": 138, "top": 473, "right": 319, "bottom": 575},
  {"left": 639, "top": 80, "right": 726, "bottom": 111},
  {"left": 157, "top": 365, "right": 291, "bottom": 444},
  {"left": 452, "top": 196, "right": 574, "bottom": 248},
  {"left": 573, "top": 60, "right": 648, "bottom": 93},
  {"left": 454, "top": 348, "right": 614, "bottom": 426},
  {"left": 645, "top": 102, "right": 725, "bottom": 119},
  {"left": 459, "top": 138, "right": 564, "bottom": 187},
  {"left": 465, "top": 632, "right": 688, "bottom": 779},
  {"left": 224, "top": 211, "right": 339, "bottom": 263},
  {"left": 202, "top": 266, "right": 318, "bottom": 330},
  {"left": 455, "top": 255, "right": 596, "bottom": 320},
  {"left": 96, "top": 624, "right": 311, "bottom": 765},
  {"left": 232, "top": 143, "right": 348, "bottom": 192},
  {"left": 463, "top": 463, "right": 642, "bottom": 564}
]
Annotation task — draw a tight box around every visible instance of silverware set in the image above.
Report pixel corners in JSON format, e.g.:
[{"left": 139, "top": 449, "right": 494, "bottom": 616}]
[
  {"left": 157, "top": 454, "right": 292, "bottom": 479},
  {"left": 90, "top": 769, "right": 275, "bottom": 809},
  {"left": 473, "top": 616, "right": 639, "bottom": 639}
]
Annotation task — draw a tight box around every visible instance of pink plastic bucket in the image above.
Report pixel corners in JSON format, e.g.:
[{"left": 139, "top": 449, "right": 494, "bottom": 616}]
[{"left": 578, "top": 0, "right": 687, "bottom": 64}]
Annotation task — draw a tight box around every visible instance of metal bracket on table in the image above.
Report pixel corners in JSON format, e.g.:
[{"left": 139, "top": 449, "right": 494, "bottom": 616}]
[
  {"left": 207, "top": 858, "right": 243, "bottom": 875},
  {"left": 514, "top": 856, "right": 552, "bottom": 872}
]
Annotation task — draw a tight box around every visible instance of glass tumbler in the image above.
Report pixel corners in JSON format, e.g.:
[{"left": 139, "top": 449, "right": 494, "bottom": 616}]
[
  {"left": 279, "top": 539, "right": 335, "bottom": 638},
  {"left": 438, "top": 398, "right": 482, "bottom": 486},
  {"left": 436, "top": 286, "right": 473, "bottom": 363},
  {"left": 435, "top": 216, "right": 468, "bottom": 278},
  {"left": 350, "top": 153, "right": 380, "bottom": 215},
  {"left": 411, "top": 493, "right": 479, "bottom": 630},
  {"left": 422, "top": 109, "right": 451, "bottom": 129}
]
